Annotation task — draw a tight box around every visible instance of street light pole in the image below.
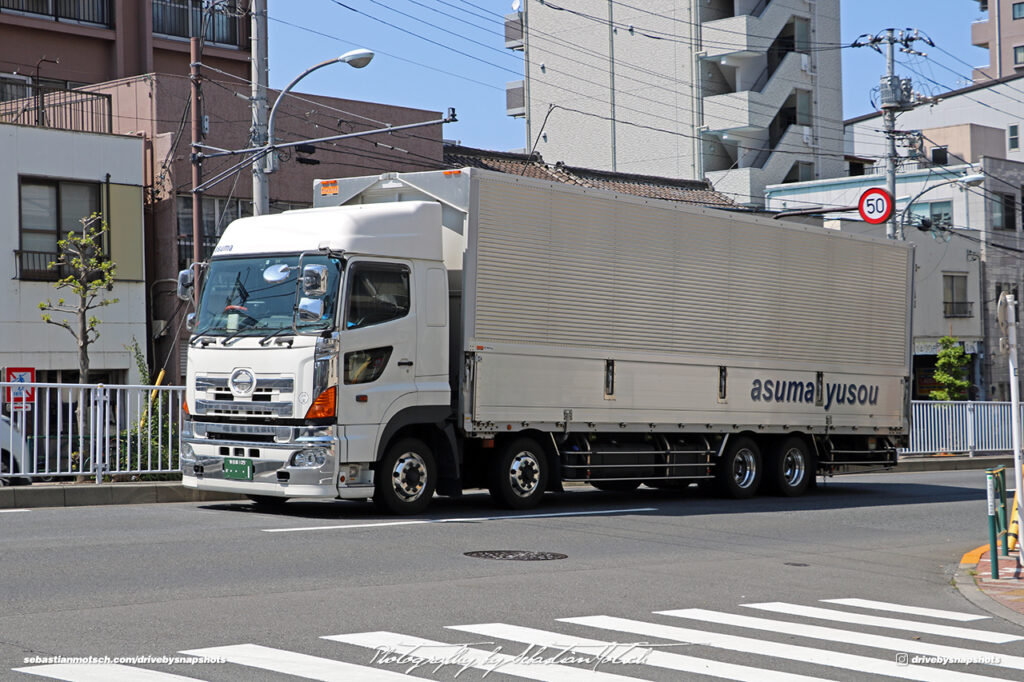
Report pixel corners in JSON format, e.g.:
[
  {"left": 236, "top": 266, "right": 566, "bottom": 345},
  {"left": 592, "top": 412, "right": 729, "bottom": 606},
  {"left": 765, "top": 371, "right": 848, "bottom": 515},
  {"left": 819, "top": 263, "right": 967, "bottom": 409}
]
[{"left": 264, "top": 49, "right": 374, "bottom": 177}]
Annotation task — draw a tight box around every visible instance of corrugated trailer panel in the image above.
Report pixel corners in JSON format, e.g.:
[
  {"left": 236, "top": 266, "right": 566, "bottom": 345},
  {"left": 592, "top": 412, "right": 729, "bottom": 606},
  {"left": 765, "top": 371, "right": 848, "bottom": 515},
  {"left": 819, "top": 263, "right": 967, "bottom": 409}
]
[
  {"left": 470, "top": 174, "right": 910, "bottom": 368},
  {"left": 464, "top": 172, "right": 911, "bottom": 434}
]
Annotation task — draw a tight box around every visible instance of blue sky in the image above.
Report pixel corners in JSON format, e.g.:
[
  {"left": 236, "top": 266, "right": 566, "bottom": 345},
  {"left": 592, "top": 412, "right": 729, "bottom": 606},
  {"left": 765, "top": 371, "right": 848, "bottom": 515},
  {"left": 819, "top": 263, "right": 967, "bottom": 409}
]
[{"left": 266, "top": 1, "right": 988, "bottom": 153}]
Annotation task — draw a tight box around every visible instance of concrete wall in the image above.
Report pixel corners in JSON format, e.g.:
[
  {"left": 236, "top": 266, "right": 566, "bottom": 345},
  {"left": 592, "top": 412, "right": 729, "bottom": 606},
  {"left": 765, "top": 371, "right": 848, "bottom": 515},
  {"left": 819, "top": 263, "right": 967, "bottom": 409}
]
[{"left": 0, "top": 123, "right": 147, "bottom": 383}]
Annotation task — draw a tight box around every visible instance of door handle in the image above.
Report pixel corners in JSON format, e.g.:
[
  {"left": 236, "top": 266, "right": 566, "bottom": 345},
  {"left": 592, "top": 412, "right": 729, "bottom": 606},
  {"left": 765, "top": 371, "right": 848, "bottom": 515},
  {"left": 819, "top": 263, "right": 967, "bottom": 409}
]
[{"left": 398, "top": 360, "right": 414, "bottom": 367}]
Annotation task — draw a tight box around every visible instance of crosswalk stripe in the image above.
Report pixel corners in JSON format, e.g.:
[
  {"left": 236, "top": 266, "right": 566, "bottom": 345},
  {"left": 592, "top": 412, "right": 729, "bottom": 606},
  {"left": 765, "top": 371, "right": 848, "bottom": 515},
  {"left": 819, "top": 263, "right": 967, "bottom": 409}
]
[
  {"left": 179, "top": 644, "right": 411, "bottom": 681},
  {"left": 559, "top": 615, "right": 1009, "bottom": 682},
  {"left": 658, "top": 609, "right": 1023, "bottom": 672},
  {"left": 13, "top": 664, "right": 205, "bottom": 681},
  {"left": 819, "top": 599, "right": 990, "bottom": 622},
  {"left": 447, "top": 623, "right": 832, "bottom": 682},
  {"left": 742, "top": 603, "right": 1021, "bottom": 644},
  {"left": 326, "top": 630, "right": 640, "bottom": 680}
]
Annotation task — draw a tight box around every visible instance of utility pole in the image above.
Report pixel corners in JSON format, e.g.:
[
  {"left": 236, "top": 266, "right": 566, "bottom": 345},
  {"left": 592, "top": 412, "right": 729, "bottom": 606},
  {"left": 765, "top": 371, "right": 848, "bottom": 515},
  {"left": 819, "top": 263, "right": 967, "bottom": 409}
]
[
  {"left": 852, "top": 29, "right": 933, "bottom": 240},
  {"left": 250, "top": 0, "right": 269, "bottom": 216},
  {"left": 190, "top": 36, "right": 203, "bottom": 267}
]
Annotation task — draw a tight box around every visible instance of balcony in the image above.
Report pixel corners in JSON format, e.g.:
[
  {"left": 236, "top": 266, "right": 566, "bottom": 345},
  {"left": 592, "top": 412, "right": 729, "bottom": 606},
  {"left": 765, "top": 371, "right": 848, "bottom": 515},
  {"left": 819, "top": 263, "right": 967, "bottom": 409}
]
[
  {"left": 153, "top": 0, "right": 244, "bottom": 48},
  {"left": 706, "top": 124, "right": 813, "bottom": 205},
  {"left": 0, "top": 0, "right": 111, "bottom": 27},
  {"left": 15, "top": 250, "right": 63, "bottom": 281},
  {"left": 702, "top": 1, "right": 795, "bottom": 60},
  {"left": 703, "top": 52, "right": 811, "bottom": 133},
  {"left": 505, "top": 12, "right": 523, "bottom": 50},
  {"left": 0, "top": 86, "right": 111, "bottom": 133},
  {"left": 944, "top": 301, "right": 973, "bottom": 318}
]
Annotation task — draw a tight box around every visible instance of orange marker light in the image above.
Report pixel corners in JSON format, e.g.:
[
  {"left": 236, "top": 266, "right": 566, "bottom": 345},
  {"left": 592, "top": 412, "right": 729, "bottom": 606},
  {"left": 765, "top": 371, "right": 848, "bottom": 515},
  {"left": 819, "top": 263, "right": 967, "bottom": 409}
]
[
  {"left": 182, "top": 399, "right": 190, "bottom": 415},
  {"left": 320, "top": 180, "right": 339, "bottom": 196},
  {"left": 305, "top": 386, "right": 337, "bottom": 419}
]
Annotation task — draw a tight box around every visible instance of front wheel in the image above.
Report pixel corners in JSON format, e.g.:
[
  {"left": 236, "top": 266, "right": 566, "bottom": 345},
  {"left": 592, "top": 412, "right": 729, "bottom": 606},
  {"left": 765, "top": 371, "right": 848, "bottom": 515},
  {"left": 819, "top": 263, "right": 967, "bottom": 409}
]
[
  {"left": 715, "top": 437, "right": 762, "bottom": 499},
  {"left": 374, "top": 438, "right": 436, "bottom": 515},
  {"left": 489, "top": 437, "right": 549, "bottom": 509}
]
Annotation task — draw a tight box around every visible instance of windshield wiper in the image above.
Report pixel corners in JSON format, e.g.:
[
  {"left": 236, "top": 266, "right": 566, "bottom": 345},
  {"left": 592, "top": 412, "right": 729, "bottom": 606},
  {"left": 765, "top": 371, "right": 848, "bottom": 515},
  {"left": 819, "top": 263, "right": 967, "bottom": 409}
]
[
  {"left": 189, "top": 326, "right": 223, "bottom": 346},
  {"left": 258, "top": 327, "right": 294, "bottom": 346},
  {"left": 221, "top": 323, "right": 266, "bottom": 346}
]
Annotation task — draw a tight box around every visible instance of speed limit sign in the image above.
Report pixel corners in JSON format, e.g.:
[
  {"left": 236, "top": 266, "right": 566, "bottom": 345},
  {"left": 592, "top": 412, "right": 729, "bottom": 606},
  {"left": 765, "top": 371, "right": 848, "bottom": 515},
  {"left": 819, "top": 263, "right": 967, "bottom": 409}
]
[{"left": 858, "top": 187, "right": 893, "bottom": 224}]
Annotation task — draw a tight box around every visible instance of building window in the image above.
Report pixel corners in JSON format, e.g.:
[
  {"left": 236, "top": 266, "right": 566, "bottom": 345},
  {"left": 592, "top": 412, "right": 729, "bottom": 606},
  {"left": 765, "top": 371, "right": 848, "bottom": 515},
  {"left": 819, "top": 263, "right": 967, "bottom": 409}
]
[
  {"left": 1015, "top": 2, "right": 1024, "bottom": 19},
  {"left": 153, "top": 0, "right": 241, "bottom": 47},
  {"left": 1012, "top": 125, "right": 1021, "bottom": 150},
  {"left": 943, "top": 274, "right": 972, "bottom": 318},
  {"left": 17, "top": 178, "right": 100, "bottom": 280},
  {"left": 993, "top": 193, "right": 1018, "bottom": 230},
  {"left": 909, "top": 200, "right": 952, "bottom": 230},
  {"left": 1016, "top": 46, "right": 1024, "bottom": 65}
]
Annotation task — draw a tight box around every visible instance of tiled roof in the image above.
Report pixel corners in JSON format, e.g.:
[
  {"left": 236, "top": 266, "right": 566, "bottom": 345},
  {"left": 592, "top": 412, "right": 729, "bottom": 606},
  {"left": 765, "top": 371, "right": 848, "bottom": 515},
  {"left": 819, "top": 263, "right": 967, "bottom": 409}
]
[{"left": 443, "top": 145, "right": 735, "bottom": 208}]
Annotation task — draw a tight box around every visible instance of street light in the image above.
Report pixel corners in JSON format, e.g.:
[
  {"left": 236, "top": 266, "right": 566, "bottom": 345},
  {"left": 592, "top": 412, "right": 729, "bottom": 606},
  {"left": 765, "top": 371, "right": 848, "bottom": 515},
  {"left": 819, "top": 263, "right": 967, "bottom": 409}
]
[
  {"left": 257, "top": 48, "right": 375, "bottom": 213},
  {"left": 898, "top": 172, "right": 985, "bottom": 238}
]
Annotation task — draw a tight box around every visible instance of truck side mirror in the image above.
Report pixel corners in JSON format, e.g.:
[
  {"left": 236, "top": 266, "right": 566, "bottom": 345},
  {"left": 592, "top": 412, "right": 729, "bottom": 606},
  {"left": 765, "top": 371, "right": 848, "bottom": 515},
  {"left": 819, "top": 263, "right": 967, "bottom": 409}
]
[
  {"left": 302, "top": 264, "right": 328, "bottom": 297},
  {"left": 176, "top": 268, "right": 194, "bottom": 301},
  {"left": 296, "top": 297, "right": 324, "bottom": 324},
  {"left": 185, "top": 312, "right": 196, "bottom": 331}
]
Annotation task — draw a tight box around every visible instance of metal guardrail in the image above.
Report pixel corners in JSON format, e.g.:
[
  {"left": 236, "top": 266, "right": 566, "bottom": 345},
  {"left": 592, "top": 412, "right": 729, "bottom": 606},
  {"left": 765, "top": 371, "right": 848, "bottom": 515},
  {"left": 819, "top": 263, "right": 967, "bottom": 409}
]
[
  {"left": 0, "top": 0, "right": 111, "bottom": 26},
  {"left": 1, "top": 382, "right": 183, "bottom": 483},
  {"left": 903, "top": 400, "right": 1020, "bottom": 456},
  {"left": 0, "top": 87, "right": 112, "bottom": 134}
]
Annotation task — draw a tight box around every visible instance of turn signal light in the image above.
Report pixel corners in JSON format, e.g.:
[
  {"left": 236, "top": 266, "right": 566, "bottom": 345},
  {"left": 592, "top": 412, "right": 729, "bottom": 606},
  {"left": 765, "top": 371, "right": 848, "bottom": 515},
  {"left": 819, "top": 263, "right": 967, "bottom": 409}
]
[
  {"left": 305, "top": 386, "right": 336, "bottom": 419},
  {"left": 182, "top": 399, "right": 190, "bottom": 415}
]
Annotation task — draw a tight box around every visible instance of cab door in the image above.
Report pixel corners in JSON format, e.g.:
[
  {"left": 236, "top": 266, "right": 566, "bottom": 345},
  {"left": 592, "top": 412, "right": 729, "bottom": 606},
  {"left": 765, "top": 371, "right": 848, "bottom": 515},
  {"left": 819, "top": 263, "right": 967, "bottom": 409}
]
[{"left": 335, "top": 259, "right": 417, "bottom": 450}]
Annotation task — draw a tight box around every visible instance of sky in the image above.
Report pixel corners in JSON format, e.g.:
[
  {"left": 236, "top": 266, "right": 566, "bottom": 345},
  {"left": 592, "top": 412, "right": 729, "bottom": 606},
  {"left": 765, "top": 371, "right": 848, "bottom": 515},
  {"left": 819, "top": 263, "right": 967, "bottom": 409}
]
[{"left": 266, "top": 1, "right": 989, "bottom": 154}]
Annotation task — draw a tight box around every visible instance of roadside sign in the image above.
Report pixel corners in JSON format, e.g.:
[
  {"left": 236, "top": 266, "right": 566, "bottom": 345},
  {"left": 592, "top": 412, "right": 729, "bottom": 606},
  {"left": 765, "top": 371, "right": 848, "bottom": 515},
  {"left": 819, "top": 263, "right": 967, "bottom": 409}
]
[
  {"left": 4, "top": 367, "right": 35, "bottom": 411},
  {"left": 858, "top": 188, "right": 893, "bottom": 224}
]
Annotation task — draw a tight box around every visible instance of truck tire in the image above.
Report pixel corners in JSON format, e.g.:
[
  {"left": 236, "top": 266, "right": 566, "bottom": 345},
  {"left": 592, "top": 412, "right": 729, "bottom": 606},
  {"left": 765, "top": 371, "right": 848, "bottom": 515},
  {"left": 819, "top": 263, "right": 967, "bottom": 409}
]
[
  {"left": 247, "top": 494, "right": 289, "bottom": 508},
  {"left": 766, "top": 437, "right": 813, "bottom": 497},
  {"left": 715, "top": 437, "right": 761, "bottom": 499},
  {"left": 374, "top": 437, "right": 436, "bottom": 515},
  {"left": 489, "top": 437, "right": 548, "bottom": 509}
]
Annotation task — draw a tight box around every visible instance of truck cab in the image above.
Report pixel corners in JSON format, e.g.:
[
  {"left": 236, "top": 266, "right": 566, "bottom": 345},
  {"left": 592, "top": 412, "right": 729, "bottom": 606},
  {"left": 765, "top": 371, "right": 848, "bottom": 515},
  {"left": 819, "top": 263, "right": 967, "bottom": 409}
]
[{"left": 180, "top": 201, "right": 454, "bottom": 513}]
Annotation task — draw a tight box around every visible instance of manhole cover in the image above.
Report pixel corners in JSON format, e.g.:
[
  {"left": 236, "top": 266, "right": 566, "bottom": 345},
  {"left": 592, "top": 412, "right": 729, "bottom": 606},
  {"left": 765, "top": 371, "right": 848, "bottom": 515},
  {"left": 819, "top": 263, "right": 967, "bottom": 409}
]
[{"left": 464, "top": 550, "right": 568, "bottom": 561}]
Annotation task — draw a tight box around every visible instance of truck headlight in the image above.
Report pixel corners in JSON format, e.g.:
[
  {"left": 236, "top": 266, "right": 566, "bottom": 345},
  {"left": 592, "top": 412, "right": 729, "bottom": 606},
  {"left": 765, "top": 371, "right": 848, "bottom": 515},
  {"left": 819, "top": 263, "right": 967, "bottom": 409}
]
[
  {"left": 180, "top": 442, "right": 196, "bottom": 464},
  {"left": 290, "top": 447, "right": 329, "bottom": 468}
]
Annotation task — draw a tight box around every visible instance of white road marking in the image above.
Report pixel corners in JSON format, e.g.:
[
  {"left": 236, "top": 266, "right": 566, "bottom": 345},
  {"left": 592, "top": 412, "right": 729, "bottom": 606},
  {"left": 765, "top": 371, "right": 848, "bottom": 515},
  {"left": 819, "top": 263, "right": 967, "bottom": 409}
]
[
  {"left": 13, "top": 664, "right": 204, "bottom": 681},
  {"left": 659, "top": 608, "right": 1024, "bottom": 672},
  {"left": 262, "top": 507, "right": 658, "bottom": 533},
  {"left": 819, "top": 598, "right": 990, "bottom": 621},
  {"left": 560, "top": 616, "right": 1010, "bottom": 682},
  {"left": 743, "top": 602, "right": 1021, "bottom": 644},
  {"left": 447, "top": 623, "right": 832, "bottom": 682},
  {"left": 179, "top": 644, "right": 409, "bottom": 681},
  {"left": 326, "top": 630, "right": 639, "bottom": 680},
  {"left": 0, "top": 509, "right": 30, "bottom": 513}
]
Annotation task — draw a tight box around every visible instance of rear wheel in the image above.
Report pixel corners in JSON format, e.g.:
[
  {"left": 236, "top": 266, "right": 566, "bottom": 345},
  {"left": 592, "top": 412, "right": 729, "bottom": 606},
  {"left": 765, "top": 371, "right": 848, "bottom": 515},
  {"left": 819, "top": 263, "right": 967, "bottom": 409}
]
[
  {"left": 374, "top": 438, "right": 436, "bottom": 515},
  {"left": 715, "top": 437, "right": 762, "bottom": 499},
  {"left": 489, "top": 437, "right": 548, "bottom": 509},
  {"left": 766, "top": 437, "right": 813, "bottom": 497}
]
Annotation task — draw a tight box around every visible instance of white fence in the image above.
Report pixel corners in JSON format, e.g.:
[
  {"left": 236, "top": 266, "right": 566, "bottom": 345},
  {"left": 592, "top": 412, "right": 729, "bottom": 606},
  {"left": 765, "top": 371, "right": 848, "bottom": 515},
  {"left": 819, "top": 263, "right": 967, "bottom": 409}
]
[
  {"left": 906, "top": 400, "right": 1019, "bottom": 456},
  {"left": 1, "top": 382, "right": 184, "bottom": 482}
]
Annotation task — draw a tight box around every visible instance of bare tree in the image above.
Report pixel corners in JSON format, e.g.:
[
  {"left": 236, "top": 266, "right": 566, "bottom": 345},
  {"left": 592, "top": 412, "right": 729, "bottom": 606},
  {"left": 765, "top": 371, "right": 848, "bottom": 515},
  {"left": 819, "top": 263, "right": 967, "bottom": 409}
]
[{"left": 38, "top": 215, "right": 118, "bottom": 384}]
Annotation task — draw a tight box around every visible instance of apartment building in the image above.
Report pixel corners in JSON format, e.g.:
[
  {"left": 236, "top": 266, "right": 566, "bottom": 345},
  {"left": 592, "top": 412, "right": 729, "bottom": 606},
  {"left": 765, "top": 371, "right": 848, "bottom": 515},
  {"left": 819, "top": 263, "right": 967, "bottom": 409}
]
[
  {"left": 504, "top": 0, "right": 845, "bottom": 206},
  {"left": 970, "top": 0, "right": 1024, "bottom": 81}
]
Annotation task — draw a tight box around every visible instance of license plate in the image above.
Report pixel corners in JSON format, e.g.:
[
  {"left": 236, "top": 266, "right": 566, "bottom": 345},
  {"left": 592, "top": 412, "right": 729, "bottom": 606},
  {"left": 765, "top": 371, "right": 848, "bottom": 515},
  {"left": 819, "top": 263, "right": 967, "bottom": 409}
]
[{"left": 223, "top": 457, "right": 253, "bottom": 481}]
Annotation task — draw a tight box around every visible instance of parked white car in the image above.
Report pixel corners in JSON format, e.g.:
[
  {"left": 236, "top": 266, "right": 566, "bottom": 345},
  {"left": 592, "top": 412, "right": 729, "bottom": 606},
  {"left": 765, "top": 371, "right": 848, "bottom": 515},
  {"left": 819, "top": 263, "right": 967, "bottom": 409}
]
[{"left": 0, "top": 414, "right": 28, "bottom": 485}]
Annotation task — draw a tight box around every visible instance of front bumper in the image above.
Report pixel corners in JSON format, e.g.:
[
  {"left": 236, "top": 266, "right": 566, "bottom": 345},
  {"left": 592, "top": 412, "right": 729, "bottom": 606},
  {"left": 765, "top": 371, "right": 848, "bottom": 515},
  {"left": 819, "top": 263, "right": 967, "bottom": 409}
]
[{"left": 179, "top": 419, "right": 373, "bottom": 499}]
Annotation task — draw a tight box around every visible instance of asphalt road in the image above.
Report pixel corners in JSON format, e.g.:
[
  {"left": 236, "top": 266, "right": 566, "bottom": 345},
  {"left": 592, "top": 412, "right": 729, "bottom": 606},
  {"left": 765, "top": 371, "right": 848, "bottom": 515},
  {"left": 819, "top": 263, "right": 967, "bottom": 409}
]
[{"left": 2, "top": 469, "right": 1022, "bottom": 681}]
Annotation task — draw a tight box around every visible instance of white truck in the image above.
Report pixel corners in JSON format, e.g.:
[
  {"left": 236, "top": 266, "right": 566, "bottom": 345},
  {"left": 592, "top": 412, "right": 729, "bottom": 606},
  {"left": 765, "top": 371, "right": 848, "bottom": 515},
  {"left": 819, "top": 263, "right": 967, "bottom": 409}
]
[{"left": 178, "top": 168, "right": 913, "bottom": 514}]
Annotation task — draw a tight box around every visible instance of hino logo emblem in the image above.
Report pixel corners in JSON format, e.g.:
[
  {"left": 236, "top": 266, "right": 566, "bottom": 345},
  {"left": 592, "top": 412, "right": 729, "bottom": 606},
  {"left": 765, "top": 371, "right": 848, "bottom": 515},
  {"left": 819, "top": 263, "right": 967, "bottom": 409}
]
[{"left": 230, "top": 368, "right": 256, "bottom": 395}]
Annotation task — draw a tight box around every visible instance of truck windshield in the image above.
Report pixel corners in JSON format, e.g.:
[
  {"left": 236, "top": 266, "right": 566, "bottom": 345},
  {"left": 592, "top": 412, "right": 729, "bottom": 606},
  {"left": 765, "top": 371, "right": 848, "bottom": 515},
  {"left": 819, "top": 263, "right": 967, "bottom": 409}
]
[{"left": 194, "top": 254, "right": 342, "bottom": 337}]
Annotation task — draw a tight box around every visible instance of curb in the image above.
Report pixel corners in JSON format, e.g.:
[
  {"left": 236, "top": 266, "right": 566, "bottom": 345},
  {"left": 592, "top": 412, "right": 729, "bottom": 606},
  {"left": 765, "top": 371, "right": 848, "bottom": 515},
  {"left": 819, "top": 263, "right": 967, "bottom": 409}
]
[
  {"left": 0, "top": 482, "right": 246, "bottom": 509},
  {"left": 896, "top": 454, "right": 1014, "bottom": 473},
  {"left": 953, "top": 546, "right": 1024, "bottom": 629}
]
